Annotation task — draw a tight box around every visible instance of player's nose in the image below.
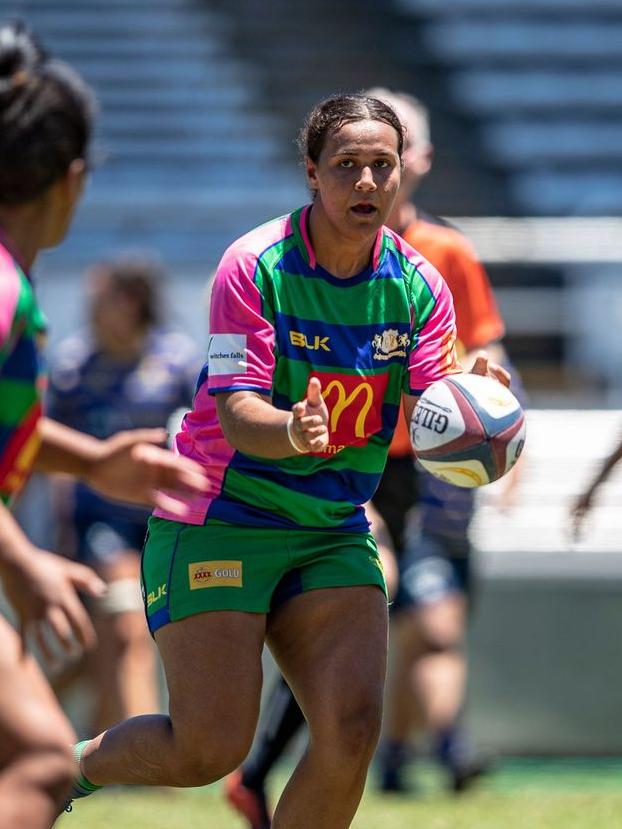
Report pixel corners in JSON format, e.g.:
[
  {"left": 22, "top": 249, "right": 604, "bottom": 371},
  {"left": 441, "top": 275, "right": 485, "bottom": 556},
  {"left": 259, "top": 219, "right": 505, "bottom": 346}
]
[{"left": 355, "top": 166, "right": 376, "bottom": 191}]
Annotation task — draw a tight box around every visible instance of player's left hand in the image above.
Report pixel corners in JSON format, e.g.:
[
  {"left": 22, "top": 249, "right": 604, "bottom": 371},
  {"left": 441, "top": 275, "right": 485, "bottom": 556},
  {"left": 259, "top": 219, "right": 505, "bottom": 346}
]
[
  {"left": 469, "top": 351, "right": 511, "bottom": 388},
  {"left": 290, "top": 377, "right": 330, "bottom": 453},
  {"left": 85, "top": 428, "right": 209, "bottom": 518}
]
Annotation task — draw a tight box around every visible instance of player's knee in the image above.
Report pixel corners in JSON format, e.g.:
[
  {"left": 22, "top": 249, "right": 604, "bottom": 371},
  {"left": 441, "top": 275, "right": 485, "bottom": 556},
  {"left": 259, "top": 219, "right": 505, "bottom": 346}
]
[
  {"left": 418, "top": 629, "right": 463, "bottom": 655},
  {"left": 318, "top": 699, "right": 383, "bottom": 767}
]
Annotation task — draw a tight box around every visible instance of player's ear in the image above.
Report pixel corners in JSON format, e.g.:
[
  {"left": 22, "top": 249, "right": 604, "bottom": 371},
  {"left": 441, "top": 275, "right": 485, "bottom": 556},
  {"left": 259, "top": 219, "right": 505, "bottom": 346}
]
[
  {"left": 53, "top": 158, "right": 87, "bottom": 208},
  {"left": 305, "top": 157, "right": 319, "bottom": 193}
]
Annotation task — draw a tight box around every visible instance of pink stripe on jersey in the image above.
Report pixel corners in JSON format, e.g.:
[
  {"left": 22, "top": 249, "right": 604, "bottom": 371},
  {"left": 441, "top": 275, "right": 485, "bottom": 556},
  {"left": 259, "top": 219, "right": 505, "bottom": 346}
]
[
  {"left": 299, "top": 205, "right": 315, "bottom": 268},
  {"left": 153, "top": 385, "right": 236, "bottom": 524},
  {"left": 0, "top": 246, "right": 20, "bottom": 348}
]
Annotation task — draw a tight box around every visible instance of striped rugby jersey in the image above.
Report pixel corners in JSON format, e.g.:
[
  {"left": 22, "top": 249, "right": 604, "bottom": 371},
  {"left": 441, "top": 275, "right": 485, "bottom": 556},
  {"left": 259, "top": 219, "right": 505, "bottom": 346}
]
[
  {"left": 156, "top": 205, "right": 459, "bottom": 532},
  {"left": 0, "top": 241, "right": 45, "bottom": 505}
]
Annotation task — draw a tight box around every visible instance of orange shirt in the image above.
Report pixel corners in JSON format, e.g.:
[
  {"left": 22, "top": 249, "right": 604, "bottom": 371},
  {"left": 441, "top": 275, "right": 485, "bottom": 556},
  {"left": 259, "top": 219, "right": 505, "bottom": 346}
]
[{"left": 389, "top": 217, "right": 505, "bottom": 457}]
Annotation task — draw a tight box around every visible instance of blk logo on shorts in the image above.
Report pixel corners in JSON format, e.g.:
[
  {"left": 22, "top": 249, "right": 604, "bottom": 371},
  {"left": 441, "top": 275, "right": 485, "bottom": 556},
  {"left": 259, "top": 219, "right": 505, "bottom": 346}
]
[{"left": 188, "top": 560, "right": 243, "bottom": 589}]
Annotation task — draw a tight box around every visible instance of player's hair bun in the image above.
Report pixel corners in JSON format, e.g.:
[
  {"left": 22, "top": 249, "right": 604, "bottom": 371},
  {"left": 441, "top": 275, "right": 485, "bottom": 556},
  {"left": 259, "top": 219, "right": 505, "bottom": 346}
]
[
  {"left": 0, "top": 20, "right": 44, "bottom": 97},
  {"left": 0, "top": 18, "right": 94, "bottom": 205}
]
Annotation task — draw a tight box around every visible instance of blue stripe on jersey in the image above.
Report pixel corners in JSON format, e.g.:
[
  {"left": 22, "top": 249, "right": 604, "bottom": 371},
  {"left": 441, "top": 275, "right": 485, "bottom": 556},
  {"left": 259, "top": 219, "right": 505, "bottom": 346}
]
[
  {"left": 229, "top": 452, "right": 379, "bottom": 505},
  {"left": 207, "top": 495, "right": 368, "bottom": 532},
  {"left": 0, "top": 424, "right": 12, "bottom": 454},
  {"left": 2, "top": 337, "right": 38, "bottom": 381},
  {"left": 274, "top": 313, "right": 412, "bottom": 370}
]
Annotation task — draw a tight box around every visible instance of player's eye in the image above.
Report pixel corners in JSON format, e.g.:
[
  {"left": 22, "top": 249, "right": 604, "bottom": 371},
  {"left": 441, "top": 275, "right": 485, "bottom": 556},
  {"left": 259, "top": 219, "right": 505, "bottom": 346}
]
[
  {"left": 339, "top": 160, "right": 355, "bottom": 168},
  {"left": 374, "top": 159, "right": 390, "bottom": 168}
]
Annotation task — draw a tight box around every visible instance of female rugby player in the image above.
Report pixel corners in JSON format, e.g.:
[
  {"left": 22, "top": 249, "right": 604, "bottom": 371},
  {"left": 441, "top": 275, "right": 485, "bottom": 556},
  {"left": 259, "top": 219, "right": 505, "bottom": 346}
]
[
  {"left": 0, "top": 21, "right": 206, "bottom": 827},
  {"left": 71, "top": 93, "right": 507, "bottom": 829}
]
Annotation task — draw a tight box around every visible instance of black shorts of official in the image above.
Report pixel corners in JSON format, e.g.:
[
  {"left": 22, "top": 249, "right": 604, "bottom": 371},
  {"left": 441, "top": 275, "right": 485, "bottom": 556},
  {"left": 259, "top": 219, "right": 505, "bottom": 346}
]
[{"left": 392, "top": 533, "right": 472, "bottom": 612}]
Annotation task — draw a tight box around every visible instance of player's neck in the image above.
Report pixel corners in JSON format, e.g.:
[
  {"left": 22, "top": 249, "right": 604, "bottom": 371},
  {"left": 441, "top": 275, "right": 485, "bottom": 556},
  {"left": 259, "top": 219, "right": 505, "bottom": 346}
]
[{"left": 307, "top": 203, "right": 376, "bottom": 278}]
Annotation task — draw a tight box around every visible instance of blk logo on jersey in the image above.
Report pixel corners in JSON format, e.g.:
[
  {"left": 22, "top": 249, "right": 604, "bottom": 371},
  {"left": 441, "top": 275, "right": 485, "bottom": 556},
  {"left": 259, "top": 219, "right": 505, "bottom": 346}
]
[
  {"left": 311, "top": 371, "right": 389, "bottom": 454},
  {"left": 289, "top": 330, "right": 331, "bottom": 352}
]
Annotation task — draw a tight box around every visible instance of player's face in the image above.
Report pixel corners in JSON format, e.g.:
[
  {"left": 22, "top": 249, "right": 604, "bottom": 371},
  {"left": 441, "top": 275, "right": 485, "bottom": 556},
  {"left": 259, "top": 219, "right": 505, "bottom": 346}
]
[{"left": 306, "top": 119, "right": 401, "bottom": 241}]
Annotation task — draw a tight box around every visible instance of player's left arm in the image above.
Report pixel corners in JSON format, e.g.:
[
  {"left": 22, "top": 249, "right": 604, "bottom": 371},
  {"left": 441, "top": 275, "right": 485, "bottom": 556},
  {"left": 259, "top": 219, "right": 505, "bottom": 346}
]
[
  {"left": 34, "top": 417, "right": 208, "bottom": 518},
  {"left": 401, "top": 263, "right": 509, "bottom": 427}
]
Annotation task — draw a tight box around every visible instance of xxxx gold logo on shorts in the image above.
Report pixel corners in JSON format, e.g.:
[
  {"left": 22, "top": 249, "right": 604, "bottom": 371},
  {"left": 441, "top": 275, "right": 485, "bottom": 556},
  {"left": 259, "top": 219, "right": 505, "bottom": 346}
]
[{"left": 188, "top": 561, "right": 243, "bottom": 589}]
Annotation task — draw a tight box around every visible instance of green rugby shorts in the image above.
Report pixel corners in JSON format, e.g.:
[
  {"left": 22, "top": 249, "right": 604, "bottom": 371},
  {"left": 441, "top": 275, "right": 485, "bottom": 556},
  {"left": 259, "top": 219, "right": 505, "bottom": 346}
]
[{"left": 141, "top": 517, "right": 387, "bottom": 634}]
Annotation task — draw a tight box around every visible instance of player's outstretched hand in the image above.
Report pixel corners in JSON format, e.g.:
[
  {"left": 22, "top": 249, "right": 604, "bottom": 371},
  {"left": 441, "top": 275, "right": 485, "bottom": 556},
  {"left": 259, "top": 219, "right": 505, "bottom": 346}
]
[
  {"left": 290, "top": 377, "right": 330, "bottom": 453},
  {"left": 2, "top": 547, "right": 106, "bottom": 660},
  {"left": 469, "top": 351, "right": 511, "bottom": 388},
  {"left": 85, "top": 428, "right": 209, "bottom": 518}
]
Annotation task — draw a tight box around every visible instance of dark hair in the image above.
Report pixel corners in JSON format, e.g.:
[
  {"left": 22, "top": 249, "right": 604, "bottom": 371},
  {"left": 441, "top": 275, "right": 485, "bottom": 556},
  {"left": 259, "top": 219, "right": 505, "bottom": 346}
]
[
  {"left": 91, "top": 255, "right": 165, "bottom": 328},
  {"left": 0, "top": 19, "right": 96, "bottom": 204},
  {"left": 297, "top": 93, "right": 405, "bottom": 162}
]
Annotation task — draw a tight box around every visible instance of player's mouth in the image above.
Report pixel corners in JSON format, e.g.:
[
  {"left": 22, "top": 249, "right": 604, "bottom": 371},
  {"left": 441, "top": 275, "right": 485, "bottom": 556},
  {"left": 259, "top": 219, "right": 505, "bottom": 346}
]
[{"left": 350, "top": 202, "right": 378, "bottom": 217}]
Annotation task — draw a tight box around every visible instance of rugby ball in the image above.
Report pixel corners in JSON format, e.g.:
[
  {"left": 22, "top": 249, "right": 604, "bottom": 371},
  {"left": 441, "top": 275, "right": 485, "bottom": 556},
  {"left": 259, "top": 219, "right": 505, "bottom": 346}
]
[{"left": 410, "top": 373, "right": 526, "bottom": 488}]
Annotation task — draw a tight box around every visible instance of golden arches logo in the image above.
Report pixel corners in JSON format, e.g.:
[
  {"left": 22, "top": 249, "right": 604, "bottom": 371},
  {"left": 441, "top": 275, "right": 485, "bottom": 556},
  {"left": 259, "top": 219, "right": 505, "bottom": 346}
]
[{"left": 323, "top": 380, "right": 374, "bottom": 438}]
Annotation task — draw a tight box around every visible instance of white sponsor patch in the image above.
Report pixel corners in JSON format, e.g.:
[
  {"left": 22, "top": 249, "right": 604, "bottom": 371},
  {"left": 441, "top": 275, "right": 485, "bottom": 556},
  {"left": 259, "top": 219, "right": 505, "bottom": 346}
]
[{"left": 208, "top": 333, "right": 247, "bottom": 376}]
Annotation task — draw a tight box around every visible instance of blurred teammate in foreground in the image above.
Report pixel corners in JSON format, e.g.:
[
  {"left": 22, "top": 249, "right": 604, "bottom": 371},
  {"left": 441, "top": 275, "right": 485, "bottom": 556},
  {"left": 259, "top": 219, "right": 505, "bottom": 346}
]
[
  {"left": 0, "top": 21, "right": 207, "bottom": 827},
  {"left": 48, "top": 257, "right": 199, "bottom": 734},
  {"left": 64, "top": 92, "right": 507, "bottom": 829},
  {"left": 225, "top": 89, "right": 519, "bottom": 827}
]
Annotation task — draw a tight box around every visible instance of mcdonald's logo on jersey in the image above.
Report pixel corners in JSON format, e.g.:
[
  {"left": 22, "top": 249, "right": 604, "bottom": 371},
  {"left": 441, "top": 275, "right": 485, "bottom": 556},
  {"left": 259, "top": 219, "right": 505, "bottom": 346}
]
[{"left": 311, "top": 370, "right": 389, "bottom": 453}]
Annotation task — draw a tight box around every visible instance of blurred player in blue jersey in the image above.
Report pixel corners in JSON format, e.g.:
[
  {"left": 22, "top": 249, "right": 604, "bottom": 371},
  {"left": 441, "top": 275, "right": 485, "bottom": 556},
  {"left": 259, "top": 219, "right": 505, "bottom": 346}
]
[{"left": 48, "top": 256, "right": 200, "bottom": 734}]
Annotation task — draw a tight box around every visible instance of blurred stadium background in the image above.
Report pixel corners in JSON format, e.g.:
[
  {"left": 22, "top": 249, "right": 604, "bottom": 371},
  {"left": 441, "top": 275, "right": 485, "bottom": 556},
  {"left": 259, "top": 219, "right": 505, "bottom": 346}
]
[{"left": 5, "top": 0, "right": 622, "bottom": 765}]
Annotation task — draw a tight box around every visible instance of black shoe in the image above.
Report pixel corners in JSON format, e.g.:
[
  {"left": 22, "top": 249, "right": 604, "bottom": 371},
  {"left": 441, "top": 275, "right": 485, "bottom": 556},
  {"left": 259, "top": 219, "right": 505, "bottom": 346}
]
[
  {"left": 379, "top": 767, "right": 414, "bottom": 794},
  {"left": 449, "top": 757, "right": 492, "bottom": 794}
]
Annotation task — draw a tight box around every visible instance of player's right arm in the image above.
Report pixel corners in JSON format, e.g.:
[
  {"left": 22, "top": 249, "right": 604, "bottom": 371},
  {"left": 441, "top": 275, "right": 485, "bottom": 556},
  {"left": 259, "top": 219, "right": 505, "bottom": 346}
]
[
  {"left": 209, "top": 246, "right": 329, "bottom": 457},
  {"left": 401, "top": 259, "right": 508, "bottom": 427},
  {"left": 217, "top": 377, "right": 329, "bottom": 458}
]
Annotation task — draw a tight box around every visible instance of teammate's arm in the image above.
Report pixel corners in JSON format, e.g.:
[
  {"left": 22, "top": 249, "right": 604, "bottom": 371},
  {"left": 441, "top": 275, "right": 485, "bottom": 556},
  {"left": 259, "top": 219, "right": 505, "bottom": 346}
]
[
  {"left": 0, "top": 500, "right": 105, "bottom": 655},
  {"left": 216, "top": 376, "right": 329, "bottom": 458},
  {"left": 34, "top": 417, "right": 208, "bottom": 517}
]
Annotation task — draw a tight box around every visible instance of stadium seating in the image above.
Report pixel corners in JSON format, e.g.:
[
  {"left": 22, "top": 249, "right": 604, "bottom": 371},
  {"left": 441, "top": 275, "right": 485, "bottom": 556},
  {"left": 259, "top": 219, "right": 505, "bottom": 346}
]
[
  {"left": 393, "top": 0, "right": 622, "bottom": 215},
  {"left": 4, "top": 0, "right": 305, "bottom": 269}
]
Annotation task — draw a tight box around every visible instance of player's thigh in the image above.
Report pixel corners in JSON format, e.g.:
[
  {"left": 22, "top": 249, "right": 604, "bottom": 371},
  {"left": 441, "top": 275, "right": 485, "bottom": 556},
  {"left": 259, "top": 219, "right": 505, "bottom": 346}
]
[
  {"left": 0, "top": 616, "right": 75, "bottom": 768},
  {"left": 155, "top": 610, "right": 266, "bottom": 757},
  {"left": 267, "top": 586, "right": 388, "bottom": 748}
]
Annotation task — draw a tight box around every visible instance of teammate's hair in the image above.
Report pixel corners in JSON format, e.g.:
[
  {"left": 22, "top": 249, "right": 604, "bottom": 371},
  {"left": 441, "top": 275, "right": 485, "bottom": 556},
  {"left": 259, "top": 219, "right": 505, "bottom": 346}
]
[
  {"left": 364, "top": 87, "right": 431, "bottom": 149},
  {"left": 298, "top": 93, "right": 405, "bottom": 162},
  {"left": 91, "top": 255, "right": 164, "bottom": 328},
  {"left": 0, "top": 19, "right": 96, "bottom": 205}
]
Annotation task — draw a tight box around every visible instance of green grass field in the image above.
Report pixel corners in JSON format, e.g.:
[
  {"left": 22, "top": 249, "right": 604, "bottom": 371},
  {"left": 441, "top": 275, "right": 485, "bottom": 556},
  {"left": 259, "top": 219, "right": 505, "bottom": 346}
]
[{"left": 57, "top": 758, "right": 622, "bottom": 829}]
